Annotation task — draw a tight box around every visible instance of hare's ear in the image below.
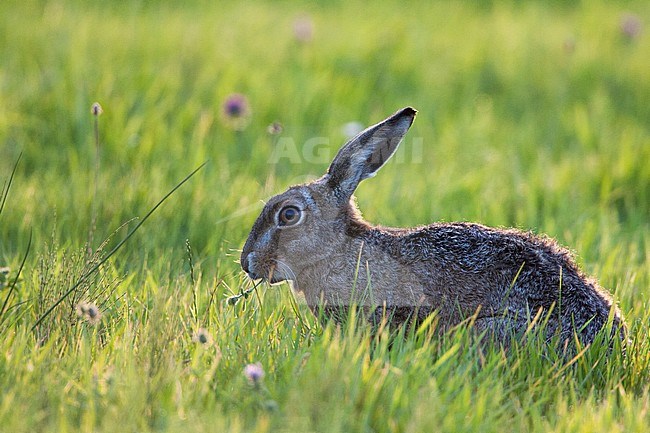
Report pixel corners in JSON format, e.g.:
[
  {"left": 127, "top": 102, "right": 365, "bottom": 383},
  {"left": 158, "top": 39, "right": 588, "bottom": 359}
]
[{"left": 326, "top": 107, "right": 417, "bottom": 202}]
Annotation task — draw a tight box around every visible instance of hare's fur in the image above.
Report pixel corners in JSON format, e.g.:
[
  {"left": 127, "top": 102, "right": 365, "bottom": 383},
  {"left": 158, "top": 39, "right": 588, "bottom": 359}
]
[{"left": 241, "top": 107, "right": 625, "bottom": 347}]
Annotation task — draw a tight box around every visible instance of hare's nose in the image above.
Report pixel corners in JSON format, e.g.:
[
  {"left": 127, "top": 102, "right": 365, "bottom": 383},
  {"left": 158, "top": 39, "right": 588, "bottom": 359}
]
[
  {"left": 241, "top": 252, "right": 258, "bottom": 276},
  {"left": 241, "top": 253, "right": 251, "bottom": 274}
]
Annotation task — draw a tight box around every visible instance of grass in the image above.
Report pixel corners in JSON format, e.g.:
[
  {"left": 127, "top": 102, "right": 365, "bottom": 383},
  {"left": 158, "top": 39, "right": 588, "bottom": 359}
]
[{"left": 1, "top": 0, "right": 649, "bottom": 431}]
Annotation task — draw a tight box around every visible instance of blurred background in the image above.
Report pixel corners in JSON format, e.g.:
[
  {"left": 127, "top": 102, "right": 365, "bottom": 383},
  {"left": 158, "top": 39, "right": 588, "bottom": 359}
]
[
  {"left": 0, "top": 2, "right": 649, "bottom": 431},
  {"left": 0, "top": 0, "right": 648, "bottom": 295}
]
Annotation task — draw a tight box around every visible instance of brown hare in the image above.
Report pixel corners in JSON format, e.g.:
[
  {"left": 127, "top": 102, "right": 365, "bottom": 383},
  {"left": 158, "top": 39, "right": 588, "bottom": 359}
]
[{"left": 241, "top": 107, "right": 626, "bottom": 348}]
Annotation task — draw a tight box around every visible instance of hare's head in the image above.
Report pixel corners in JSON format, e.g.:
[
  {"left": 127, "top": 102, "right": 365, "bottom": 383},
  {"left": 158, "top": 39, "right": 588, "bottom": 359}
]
[{"left": 241, "top": 107, "right": 416, "bottom": 284}]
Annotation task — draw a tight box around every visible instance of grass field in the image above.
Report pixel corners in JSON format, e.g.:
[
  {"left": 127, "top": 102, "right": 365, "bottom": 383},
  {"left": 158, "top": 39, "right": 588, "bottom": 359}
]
[{"left": 1, "top": 0, "right": 649, "bottom": 431}]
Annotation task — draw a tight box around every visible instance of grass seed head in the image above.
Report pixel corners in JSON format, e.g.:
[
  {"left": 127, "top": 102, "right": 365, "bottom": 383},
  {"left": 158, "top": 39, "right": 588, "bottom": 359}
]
[
  {"left": 76, "top": 301, "right": 103, "bottom": 325},
  {"left": 267, "top": 122, "right": 283, "bottom": 135},
  {"left": 91, "top": 102, "right": 103, "bottom": 116},
  {"left": 0, "top": 267, "right": 9, "bottom": 285},
  {"left": 192, "top": 328, "right": 213, "bottom": 346}
]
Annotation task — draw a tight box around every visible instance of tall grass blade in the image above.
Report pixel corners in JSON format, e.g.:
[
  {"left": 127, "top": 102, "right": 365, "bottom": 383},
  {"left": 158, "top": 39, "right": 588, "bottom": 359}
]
[
  {"left": 31, "top": 162, "right": 208, "bottom": 331},
  {"left": 0, "top": 152, "right": 22, "bottom": 219},
  {"left": 0, "top": 230, "right": 32, "bottom": 323}
]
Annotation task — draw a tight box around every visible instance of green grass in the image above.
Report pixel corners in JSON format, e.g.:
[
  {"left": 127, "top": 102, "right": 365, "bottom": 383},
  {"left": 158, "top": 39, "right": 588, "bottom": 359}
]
[{"left": 1, "top": 0, "right": 650, "bottom": 431}]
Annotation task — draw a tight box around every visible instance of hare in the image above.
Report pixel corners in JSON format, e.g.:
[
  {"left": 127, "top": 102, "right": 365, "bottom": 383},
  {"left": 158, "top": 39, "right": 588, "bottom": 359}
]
[{"left": 241, "top": 107, "right": 626, "bottom": 347}]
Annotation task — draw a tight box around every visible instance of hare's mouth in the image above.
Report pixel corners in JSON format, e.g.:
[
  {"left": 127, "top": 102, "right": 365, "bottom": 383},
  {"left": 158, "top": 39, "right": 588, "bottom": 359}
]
[
  {"left": 267, "top": 262, "right": 293, "bottom": 284},
  {"left": 242, "top": 254, "right": 294, "bottom": 284},
  {"left": 246, "top": 268, "right": 289, "bottom": 285}
]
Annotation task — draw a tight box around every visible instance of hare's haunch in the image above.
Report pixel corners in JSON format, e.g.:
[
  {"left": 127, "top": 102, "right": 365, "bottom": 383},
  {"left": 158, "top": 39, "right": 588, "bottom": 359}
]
[{"left": 241, "top": 107, "right": 626, "bottom": 347}]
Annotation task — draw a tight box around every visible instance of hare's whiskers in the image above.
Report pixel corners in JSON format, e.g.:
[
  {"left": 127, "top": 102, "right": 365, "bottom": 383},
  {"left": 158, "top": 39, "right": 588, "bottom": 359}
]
[{"left": 274, "top": 259, "right": 297, "bottom": 282}]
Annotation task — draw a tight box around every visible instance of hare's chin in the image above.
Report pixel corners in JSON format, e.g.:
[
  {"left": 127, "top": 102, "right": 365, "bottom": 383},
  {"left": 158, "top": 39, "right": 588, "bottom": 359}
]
[
  {"left": 269, "top": 275, "right": 289, "bottom": 285},
  {"left": 246, "top": 272, "right": 287, "bottom": 285},
  {"left": 269, "top": 279, "right": 286, "bottom": 286}
]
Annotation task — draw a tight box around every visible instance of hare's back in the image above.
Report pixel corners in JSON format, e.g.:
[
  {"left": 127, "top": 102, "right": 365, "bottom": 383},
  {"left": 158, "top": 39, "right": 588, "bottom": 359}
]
[
  {"left": 396, "top": 222, "right": 620, "bottom": 329},
  {"left": 395, "top": 222, "right": 605, "bottom": 308},
  {"left": 398, "top": 222, "right": 576, "bottom": 274}
]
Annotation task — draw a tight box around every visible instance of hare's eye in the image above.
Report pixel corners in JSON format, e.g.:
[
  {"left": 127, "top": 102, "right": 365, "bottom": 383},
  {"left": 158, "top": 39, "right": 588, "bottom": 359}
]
[{"left": 278, "top": 206, "right": 301, "bottom": 227}]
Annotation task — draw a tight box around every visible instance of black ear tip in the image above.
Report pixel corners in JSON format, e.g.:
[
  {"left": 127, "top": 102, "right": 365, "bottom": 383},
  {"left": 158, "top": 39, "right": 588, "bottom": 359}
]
[
  {"left": 402, "top": 106, "right": 418, "bottom": 116},
  {"left": 395, "top": 106, "right": 417, "bottom": 121},
  {"left": 389, "top": 107, "right": 417, "bottom": 127}
]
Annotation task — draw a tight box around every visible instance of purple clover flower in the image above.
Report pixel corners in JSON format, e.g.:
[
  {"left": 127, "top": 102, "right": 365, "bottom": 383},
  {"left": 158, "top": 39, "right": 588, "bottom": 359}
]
[
  {"left": 244, "top": 362, "right": 265, "bottom": 385},
  {"left": 293, "top": 15, "right": 314, "bottom": 43},
  {"left": 620, "top": 13, "right": 642, "bottom": 41},
  {"left": 221, "top": 93, "right": 251, "bottom": 130}
]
